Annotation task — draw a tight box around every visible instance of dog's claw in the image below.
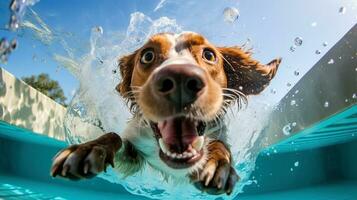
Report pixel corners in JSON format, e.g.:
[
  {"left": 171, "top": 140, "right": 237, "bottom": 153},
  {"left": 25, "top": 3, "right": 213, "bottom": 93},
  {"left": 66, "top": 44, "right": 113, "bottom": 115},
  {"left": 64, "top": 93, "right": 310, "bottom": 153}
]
[
  {"left": 50, "top": 133, "right": 122, "bottom": 180},
  {"left": 194, "top": 161, "right": 239, "bottom": 195}
]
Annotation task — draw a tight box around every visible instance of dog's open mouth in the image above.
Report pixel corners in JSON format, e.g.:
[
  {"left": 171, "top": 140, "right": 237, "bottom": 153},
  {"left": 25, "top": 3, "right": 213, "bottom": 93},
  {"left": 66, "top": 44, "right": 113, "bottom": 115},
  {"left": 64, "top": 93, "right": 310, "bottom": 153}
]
[{"left": 151, "top": 117, "right": 206, "bottom": 169}]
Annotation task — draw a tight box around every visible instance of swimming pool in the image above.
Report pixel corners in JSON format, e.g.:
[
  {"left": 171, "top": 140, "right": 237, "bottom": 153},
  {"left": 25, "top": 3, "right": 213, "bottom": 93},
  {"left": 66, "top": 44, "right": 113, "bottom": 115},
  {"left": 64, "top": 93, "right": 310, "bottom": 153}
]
[
  {"left": 1, "top": 1, "right": 357, "bottom": 199},
  {"left": 1, "top": 110, "right": 357, "bottom": 200}
]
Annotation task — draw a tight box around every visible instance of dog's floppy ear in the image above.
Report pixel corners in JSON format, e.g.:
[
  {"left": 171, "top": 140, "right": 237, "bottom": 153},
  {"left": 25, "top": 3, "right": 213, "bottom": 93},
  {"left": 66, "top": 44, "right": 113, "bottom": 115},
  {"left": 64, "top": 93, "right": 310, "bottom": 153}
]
[
  {"left": 218, "top": 46, "right": 281, "bottom": 95},
  {"left": 116, "top": 52, "right": 136, "bottom": 98}
]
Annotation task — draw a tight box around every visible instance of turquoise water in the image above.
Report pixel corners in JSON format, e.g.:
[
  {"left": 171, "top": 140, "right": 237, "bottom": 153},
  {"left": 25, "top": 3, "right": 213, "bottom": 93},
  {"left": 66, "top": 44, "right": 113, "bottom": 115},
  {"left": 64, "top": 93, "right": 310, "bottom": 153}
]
[{"left": 1, "top": 103, "right": 357, "bottom": 200}]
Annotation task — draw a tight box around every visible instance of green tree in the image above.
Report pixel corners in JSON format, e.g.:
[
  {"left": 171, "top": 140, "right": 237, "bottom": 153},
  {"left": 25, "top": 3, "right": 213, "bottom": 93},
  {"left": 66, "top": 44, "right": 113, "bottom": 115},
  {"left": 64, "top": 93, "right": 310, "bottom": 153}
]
[{"left": 22, "top": 73, "right": 67, "bottom": 107}]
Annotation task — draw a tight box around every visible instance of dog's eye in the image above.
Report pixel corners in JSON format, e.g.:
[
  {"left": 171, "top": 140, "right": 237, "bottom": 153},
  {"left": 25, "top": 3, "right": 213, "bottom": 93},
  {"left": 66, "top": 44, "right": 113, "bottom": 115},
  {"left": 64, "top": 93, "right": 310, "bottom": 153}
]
[
  {"left": 202, "top": 49, "right": 217, "bottom": 63},
  {"left": 140, "top": 50, "right": 155, "bottom": 64}
]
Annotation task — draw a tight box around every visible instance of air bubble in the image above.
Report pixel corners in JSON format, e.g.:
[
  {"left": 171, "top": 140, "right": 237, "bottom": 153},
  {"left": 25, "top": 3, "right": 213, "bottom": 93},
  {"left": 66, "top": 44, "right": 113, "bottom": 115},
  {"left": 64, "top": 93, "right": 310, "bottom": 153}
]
[
  {"left": 282, "top": 124, "right": 292, "bottom": 136},
  {"left": 223, "top": 7, "right": 240, "bottom": 23},
  {"left": 292, "top": 122, "right": 297, "bottom": 127},
  {"left": 315, "top": 50, "right": 321, "bottom": 55},
  {"left": 322, "top": 42, "right": 328, "bottom": 47},
  {"left": 294, "top": 161, "right": 299, "bottom": 167},
  {"left": 290, "top": 100, "right": 296, "bottom": 106},
  {"left": 270, "top": 89, "right": 277, "bottom": 94},
  {"left": 311, "top": 22, "right": 317, "bottom": 27},
  {"left": 289, "top": 45, "right": 296, "bottom": 52},
  {"left": 294, "top": 37, "right": 303, "bottom": 46},
  {"left": 294, "top": 70, "right": 300, "bottom": 76},
  {"left": 287, "top": 83, "right": 292, "bottom": 87},
  {"left": 352, "top": 93, "right": 357, "bottom": 99},
  {"left": 327, "top": 59, "right": 334, "bottom": 64}
]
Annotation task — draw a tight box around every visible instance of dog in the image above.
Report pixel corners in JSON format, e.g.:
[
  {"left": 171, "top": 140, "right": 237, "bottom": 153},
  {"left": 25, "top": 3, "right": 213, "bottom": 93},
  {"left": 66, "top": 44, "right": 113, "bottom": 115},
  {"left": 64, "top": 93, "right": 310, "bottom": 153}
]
[{"left": 50, "top": 32, "right": 281, "bottom": 195}]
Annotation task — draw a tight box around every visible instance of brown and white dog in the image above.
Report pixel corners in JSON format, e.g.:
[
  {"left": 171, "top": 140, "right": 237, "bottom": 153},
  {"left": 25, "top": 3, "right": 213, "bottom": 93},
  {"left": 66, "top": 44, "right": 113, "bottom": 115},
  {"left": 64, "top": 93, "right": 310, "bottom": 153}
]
[{"left": 50, "top": 32, "right": 281, "bottom": 195}]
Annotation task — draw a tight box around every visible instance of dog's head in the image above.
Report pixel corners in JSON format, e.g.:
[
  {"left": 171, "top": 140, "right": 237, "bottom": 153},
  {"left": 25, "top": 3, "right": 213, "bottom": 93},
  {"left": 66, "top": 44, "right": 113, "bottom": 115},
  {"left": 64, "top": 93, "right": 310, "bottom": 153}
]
[{"left": 116, "top": 32, "right": 281, "bottom": 169}]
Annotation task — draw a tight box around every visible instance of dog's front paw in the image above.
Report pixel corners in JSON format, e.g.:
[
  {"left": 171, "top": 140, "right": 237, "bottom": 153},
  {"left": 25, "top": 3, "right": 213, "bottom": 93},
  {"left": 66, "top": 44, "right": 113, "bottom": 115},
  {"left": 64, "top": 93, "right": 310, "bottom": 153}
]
[
  {"left": 50, "top": 132, "right": 121, "bottom": 180},
  {"left": 194, "top": 160, "right": 239, "bottom": 195}
]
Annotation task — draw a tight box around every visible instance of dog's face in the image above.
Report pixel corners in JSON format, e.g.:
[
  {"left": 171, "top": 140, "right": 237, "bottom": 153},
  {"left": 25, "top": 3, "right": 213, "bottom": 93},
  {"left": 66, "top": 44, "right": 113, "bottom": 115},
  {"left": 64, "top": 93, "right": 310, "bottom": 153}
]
[{"left": 117, "top": 32, "right": 281, "bottom": 169}]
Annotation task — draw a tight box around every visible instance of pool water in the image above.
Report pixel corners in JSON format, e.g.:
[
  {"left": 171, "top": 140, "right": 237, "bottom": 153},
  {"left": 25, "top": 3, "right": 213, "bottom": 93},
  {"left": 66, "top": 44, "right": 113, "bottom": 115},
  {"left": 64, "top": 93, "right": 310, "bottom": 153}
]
[{"left": 1, "top": 113, "right": 357, "bottom": 200}]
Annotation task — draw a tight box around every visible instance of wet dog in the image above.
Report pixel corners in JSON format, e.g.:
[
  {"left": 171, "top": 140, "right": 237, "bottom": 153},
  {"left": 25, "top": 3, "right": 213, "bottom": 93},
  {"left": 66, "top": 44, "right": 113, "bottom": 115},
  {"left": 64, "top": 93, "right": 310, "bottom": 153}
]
[{"left": 50, "top": 32, "right": 281, "bottom": 195}]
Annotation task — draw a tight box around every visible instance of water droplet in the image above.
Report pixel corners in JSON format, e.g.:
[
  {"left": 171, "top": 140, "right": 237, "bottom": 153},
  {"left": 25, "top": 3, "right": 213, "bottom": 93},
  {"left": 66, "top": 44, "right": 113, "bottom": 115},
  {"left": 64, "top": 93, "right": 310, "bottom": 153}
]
[
  {"left": 315, "top": 50, "right": 321, "bottom": 55},
  {"left": 289, "top": 45, "right": 296, "bottom": 52},
  {"left": 273, "top": 149, "right": 278, "bottom": 153},
  {"left": 294, "top": 90, "right": 299, "bottom": 94},
  {"left": 328, "top": 59, "right": 334, "bottom": 64},
  {"left": 223, "top": 7, "right": 240, "bottom": 23},
  {"left": 290, "top": 100, "right": 296, "bottom": 106},
  {"left": 294, "top": 37, "right": 303, "bottom": 46},
  {"left": 282, "top": 124, "right": 292, "bottom": 136},
  {"left": 322, "top": 42, "right": 328, "bottom": 47},
  {"left": 294, "top": 161, "right": 299, "bottom": 167},
  {"left": 324, "top": 101, "right": 329, "bottom": 108},
  {"left": 294, "top": 70, "right": 300, "bottom": 76},
  {"left": 238, "top": 86, "right": 243, "bottom": 91},
  {"left": 93, "top": 26, "right": 104, "bottom": 34},
  {"left": 352, "top": 133, "right": 355, "bottom": 137},
  {"left": 287, "top": 83, "right": 292, "bottom": 87},
  {"left": 352, "top": 93, "right": 357, "bottom": 99},
  {"left": 311, "top": 22, "right": 317, "bottom": 27},
  {"left": 339, "top": 6, "right": 346, "bottom": 14},
  {"left": 290, "top": 168, "right": 294, "bottom": 172},
  {"left": 112, "top": 69, "right": 117, "bottom": 74},
  {"left": 270, "top": 89, "right": 277, "bottom": 94}
]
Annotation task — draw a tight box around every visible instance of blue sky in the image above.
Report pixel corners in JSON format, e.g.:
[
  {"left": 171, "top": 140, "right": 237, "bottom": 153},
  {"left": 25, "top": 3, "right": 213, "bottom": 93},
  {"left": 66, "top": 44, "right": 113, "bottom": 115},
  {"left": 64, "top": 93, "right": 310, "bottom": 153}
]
[{"left": 0, "top": 0, "right": 356, "bottom": 104}]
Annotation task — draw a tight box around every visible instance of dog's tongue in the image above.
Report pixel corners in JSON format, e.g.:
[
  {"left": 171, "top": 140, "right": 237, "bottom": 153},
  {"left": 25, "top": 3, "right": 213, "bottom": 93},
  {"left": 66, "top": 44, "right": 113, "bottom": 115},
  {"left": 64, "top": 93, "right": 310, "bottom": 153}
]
[{"left": 158, "top": 117, "right": 197, "bottom": 152}]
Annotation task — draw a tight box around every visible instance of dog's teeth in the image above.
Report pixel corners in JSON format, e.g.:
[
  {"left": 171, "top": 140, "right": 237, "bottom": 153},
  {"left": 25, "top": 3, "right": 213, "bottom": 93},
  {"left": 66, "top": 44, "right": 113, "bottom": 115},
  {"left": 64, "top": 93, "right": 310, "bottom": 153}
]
[
  {"left": 187, "top": 152, "right": 193, "bottom": 157},
  {"left": 177, "top": 154, "right": 183, "bottom": 159},
  {"left": 171, "top": 153, "right": 177, "bottom": 158},
  {"left": 158, "top": 138, "right": 169, "bottom": 154},
  {"left": 192, "top": 136, "right": 204, "bottom": 151},
  {"left": 191, "top": 148, "right": 197, "bottom": 155}
]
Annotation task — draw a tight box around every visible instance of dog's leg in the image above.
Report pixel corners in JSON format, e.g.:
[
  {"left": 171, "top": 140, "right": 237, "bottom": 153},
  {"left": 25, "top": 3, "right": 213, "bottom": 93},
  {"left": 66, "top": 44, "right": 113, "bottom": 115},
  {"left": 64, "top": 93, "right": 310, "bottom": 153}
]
[
  {"left": 192, "top": 140, "right": 239, "bottom": 195},
  {"left": 114, "top": 140, "right": 144, "bottom": 177},
  {"left": 50, "top": 132, "right": 143, "bottom": 180}
]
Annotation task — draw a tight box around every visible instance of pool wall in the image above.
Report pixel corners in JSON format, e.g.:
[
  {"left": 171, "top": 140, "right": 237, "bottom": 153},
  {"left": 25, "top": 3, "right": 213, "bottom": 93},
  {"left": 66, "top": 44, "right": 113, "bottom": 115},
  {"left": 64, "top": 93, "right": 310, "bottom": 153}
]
[{"left": 0, "top": 67, "right": 102, "bottom": 142}]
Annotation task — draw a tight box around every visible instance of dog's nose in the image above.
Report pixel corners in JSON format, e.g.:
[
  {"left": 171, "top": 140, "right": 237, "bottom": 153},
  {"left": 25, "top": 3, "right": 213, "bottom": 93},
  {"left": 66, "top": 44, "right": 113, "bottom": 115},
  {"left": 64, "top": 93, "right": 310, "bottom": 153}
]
[{"left": 153, "top": 64, "right": 206, "bottom": 106}]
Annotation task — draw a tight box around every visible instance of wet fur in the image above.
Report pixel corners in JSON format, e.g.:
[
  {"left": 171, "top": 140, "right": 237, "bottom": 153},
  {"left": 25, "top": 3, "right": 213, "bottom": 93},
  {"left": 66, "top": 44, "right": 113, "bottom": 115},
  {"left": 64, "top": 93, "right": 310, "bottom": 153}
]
[{"left": 51, "top": 32, "right": 281, "bottom": 195}]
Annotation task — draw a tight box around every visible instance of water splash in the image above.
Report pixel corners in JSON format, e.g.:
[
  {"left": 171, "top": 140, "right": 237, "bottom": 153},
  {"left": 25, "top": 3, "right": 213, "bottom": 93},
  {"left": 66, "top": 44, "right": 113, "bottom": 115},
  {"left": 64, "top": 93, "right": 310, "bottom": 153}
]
[
  {"left": 154, "top": 0, "right": 167, "bottom": 12},
  {"left": 8, "top": 0, "right": 40, "bottom": 31},
  {"left": 0, "top": 38, "right": 17, "bottom": 63}
]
